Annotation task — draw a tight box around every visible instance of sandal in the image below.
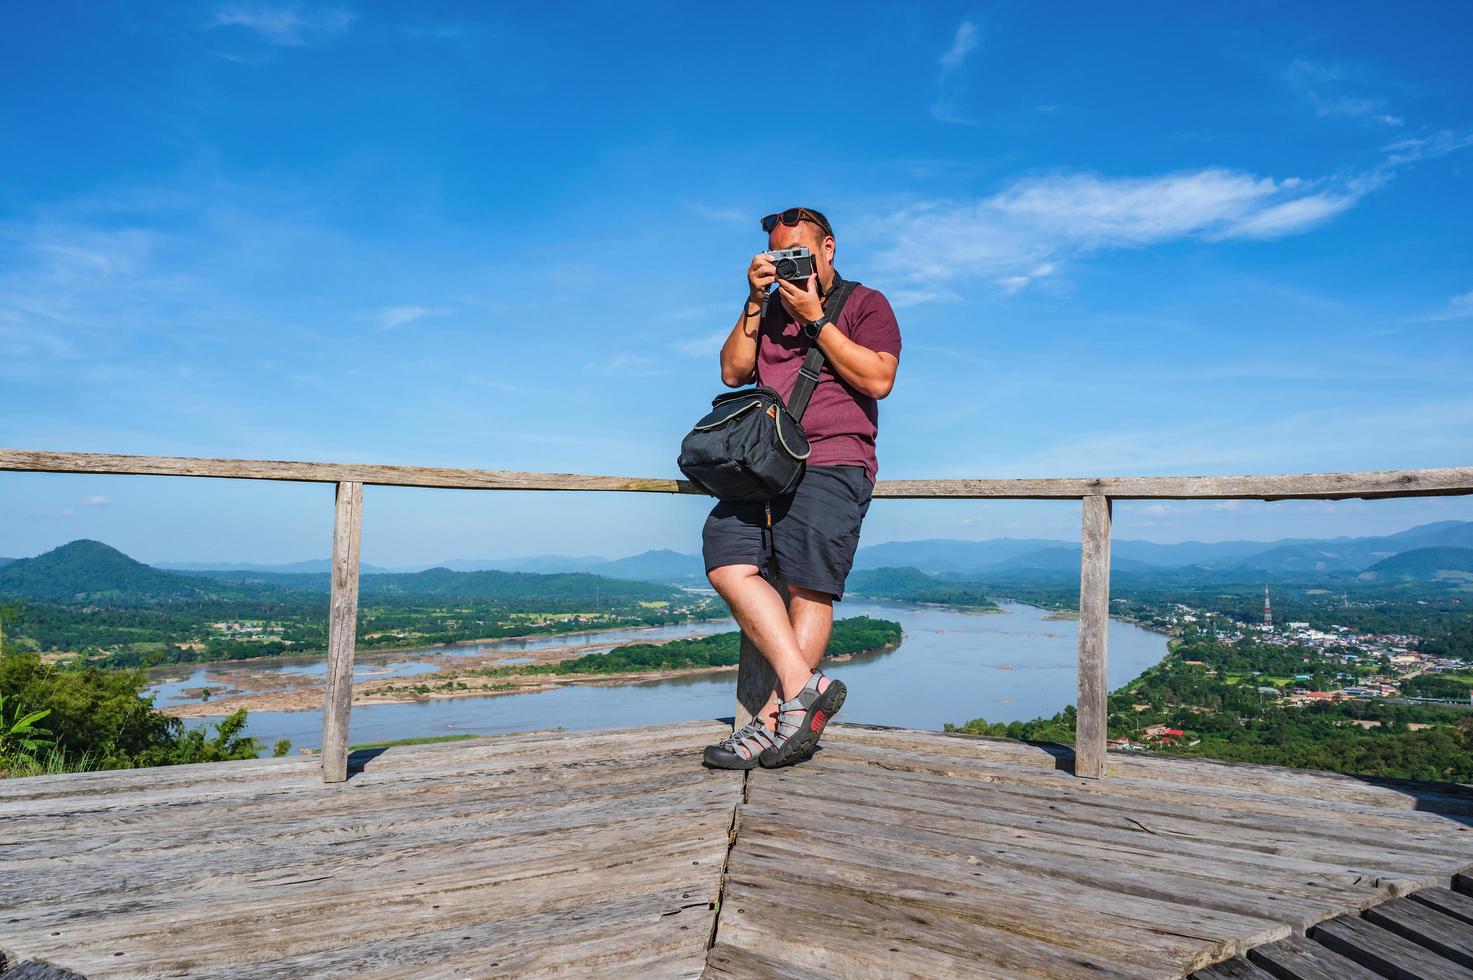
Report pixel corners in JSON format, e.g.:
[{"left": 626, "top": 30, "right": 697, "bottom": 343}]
[
  {"left": 703, "top": 720, "right": 778, "bottom": 770},
  {"left": 759, "top": 670, "right": 846, "bottom": 769}
]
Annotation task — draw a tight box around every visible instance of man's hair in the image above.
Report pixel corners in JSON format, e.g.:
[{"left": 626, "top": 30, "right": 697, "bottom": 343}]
[{"left": 800, "top": 208, "right": 835, "bottom": 253}]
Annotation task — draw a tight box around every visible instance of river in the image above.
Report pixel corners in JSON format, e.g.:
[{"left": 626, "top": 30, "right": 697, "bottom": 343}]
[{"left": 154, "top": 599, "right": 1168, "bottom": 753}]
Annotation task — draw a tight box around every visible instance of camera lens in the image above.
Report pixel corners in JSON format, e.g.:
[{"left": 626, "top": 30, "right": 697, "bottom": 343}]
[{"left": 775, "top": 258, "right": 797, "bottom": 279}]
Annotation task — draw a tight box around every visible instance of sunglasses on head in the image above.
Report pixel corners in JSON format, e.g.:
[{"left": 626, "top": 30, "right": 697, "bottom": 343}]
[{"left": 760, "top": 207, "right": 833, "bottom": 238}]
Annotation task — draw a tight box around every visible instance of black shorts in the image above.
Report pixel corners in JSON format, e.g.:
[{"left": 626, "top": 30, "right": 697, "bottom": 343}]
[{"left": 701, "top": 464, "right": 874, "bottom": 601}]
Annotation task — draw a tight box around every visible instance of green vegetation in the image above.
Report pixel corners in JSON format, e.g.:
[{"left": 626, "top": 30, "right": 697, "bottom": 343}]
[
  {"left": 349, "top": 733, "right": 484, "bottom": 750},
  {"left": 0, "top": 540, "right": 723, "bottom": 668},
  {"left": 0, "top": 648, "right": 290, "bottom": 778},
  {"left": 490, "top": 616, "right": 902, "bottom": 677},
  {"left": 1363, "top": 547, "right": 1473, "bottom": 582},
  {"left": 1402, "top": 673, "right": 1473, "bottom": 700},
  {"left": 0, "top": 539, "right": 205, "bottom": 602},
  {"left": 949, "top": 629, "right": 1473, "bottom": 782},
  {"left": 846, "top": 567, "right": 1000, "bottom": 609}
]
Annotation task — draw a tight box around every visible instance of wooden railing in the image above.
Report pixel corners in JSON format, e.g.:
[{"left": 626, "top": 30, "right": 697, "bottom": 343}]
[{"left": 4, "top": 448, "right": 1471, "bottom": 782}]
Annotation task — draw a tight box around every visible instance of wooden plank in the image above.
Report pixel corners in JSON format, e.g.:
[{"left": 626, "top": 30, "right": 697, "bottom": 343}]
[
  {"left": 1363, "top": 896, "right": 1473, "bottom": 968},
  {"left": 791, "top": 754, "right": 1473, "bottom": 860},
  {"left": 738, "top": 808, "right": 1350, "bottom": 930},
  {"left": 733, "top": 564, "right": 783, "bottom": 731},
  {"left": 1410, "top": 886, "right": 1473, "bottom": 927},
  {"left": 717, "top": 876, "right": 1165, "bottom": 979},
  {"left": 4, "top": 776, "right": 737, "bottom": 917},
  {"left": 321, "top": 480, "right": 363, "bottom": 783},
  {"left": 742, "top": 801, "right": 1396, "bottom": 919},
  {"left": 726, "top": 836, "right": 1292, "bottom": 964},
  {"left": 1310, "top": 914, "right": 1473, "bottom": 979},
  {"left": 1, "top": 729, "right": 742, "bottom": 976},
  {"left": 0, "top": 448, "right": 698, "bottom": 494},
  {"left": 1193, "top": 956, "right": 1276, "bottom": 979},
  {"left": 749, "top": 770, "right": 1463, "bottom": 880},
  {"left": 1, "top": 963, "right": 87, "bottom": 980},
  {"left": 1077, "top": 494, "right": 1111, "bottom": 779},
  {"left": 1247, "top": 934, "right": 1383, "bottom": 979},
  {"left": 704, "top": 943, "right": 836, "bottom": 980},
  {"left": 813, "top": 741, "right": 1473, "bottom": 834},
  {"left": 3, "top": 449, "right": 1472, "bottom": 500}
]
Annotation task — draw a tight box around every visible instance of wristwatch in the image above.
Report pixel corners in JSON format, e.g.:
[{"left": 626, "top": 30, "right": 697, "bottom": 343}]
[{"left": 802, "top": 314, "right": 832, "bottom": 339}]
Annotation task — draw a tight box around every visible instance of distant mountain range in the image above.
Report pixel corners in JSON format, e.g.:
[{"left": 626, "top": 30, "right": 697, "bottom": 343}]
[
  {"left": 412, "top": 519, "right": 1473, "bottom": 585},
  {"left": 0, "top": 540, "right": 681, "bottom": 605},
  {"left": 156, "top": 558, "right": 397, "bottom": 575},
  {"left": 6, "top": 520, "right": 1473, "bottom": 600}
]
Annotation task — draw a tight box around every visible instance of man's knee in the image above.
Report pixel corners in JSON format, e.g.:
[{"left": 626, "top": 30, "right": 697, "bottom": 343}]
[
  {"left": 786, "top": 582, "right": 835, "bottom": 604},
  {"left": 707, "top": 563, "right": 760, "bottom": 595}
]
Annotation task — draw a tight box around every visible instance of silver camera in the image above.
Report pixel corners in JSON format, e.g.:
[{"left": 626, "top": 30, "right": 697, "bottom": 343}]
[{"left": 768, "top": 246, "right": 814, "bottom": 282}]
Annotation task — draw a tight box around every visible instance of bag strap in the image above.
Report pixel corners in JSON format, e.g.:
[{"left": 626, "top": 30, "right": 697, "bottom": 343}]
[{"left": 786, "top": 273, "right": 860, "bottom": 420}]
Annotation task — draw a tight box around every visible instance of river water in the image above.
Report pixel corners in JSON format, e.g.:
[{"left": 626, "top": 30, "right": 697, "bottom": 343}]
[{"left": 156, "top": 600, "right": 1167, "bottom": 753}]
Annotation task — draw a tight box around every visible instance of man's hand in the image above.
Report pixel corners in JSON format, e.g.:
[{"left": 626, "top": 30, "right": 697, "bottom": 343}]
[
  {"left": 747, "top": 252, "right": 777, "bottom": 301},
  {"left": 775, "top": 273, "right": 824, "bottom": 325}
]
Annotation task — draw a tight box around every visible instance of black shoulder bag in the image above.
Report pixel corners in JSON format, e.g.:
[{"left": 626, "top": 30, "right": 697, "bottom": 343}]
[{"left": 677, "top": 275, "right": 860, "bottom": 502}]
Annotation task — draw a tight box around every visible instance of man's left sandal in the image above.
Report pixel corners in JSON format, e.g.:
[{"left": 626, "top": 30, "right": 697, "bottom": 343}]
[
  {"left": 759, "top": 670, "right": 846, "bottom": 769},
  {"left": 702, "top": 720, "right": 778, "bottom": 770}
]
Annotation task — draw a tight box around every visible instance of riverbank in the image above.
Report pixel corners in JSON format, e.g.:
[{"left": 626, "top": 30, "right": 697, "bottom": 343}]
[
  {"left": 159, "top": 631, "right": 902, "bottom": 720},
  {"left": 167, "top": 600, "right": 1167, "bottom": 753}
]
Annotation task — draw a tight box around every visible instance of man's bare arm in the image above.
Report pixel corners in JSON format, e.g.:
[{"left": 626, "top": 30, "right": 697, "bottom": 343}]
[
  {"left": 772, "top": 276, "right": 899, "bottom": 399},
  {"left": 719, "top": 253, "right": 777, "bottom": 387},
  {"left": 815, "top": 331, "right": 899, "bottom": 399}
]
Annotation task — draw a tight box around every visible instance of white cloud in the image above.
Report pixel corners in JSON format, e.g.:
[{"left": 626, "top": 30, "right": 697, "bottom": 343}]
[
  {"left": 871, "top": 166, "right": 1385, "bottom": 295},
  {"left": 932, "top": 20, "right": 979, "bottom": 125},
  {"left": 1381, "top": 130, "right": 1473, "bottom": 168},
  {"left": 586, "top": 353, "right": 665, "bottom": 377},
  {"left": 1403, "top": 289, "right": 1473, "bottom": 324},
  {"left": 672, "top": 330, "right": 729, "bottom": 358},
  {"left": 210, "top": 3, "right": 355, "bottom": 47},
  {"left": 365, "top": 304, "right": 447, "bottom": 331},
  {"left": 1285, "top": 59, "right": 1402, "bottom": 126},
  {"left": 83, "top": 496, "right": 112, "bottom": 507},
  {"left": 684, "top": 203, "right": 749, "bottom": 225}
]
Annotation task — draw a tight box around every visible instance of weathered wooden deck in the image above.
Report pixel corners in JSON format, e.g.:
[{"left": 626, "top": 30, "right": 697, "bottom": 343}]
[{"left": 6, "top": 721, "right": 1473, "bottom": 979}]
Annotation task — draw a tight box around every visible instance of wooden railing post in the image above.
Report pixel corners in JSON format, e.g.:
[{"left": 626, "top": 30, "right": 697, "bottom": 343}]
[
  {"left": 734, "top": 564, "right": 785, "bottom": 731},
  {"left": 1075, "top": 494, "right": 1112, "bottom": 779},
  {"left": 321, "top": 481, "right": 363, "bottom": 783}
]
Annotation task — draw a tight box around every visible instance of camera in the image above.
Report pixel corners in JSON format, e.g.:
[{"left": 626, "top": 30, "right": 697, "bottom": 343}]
[{"left": 768, "top": 246, "right": 814, "bottom": 283}]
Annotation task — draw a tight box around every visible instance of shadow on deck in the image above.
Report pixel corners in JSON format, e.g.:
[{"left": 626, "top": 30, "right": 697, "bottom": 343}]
[{"left": 5, "top": 722, "right": 1473, "bottom": 978}]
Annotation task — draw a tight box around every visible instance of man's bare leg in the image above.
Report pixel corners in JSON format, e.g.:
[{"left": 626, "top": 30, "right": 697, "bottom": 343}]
[
  {"left": 753, "top": 583, "right": 835, "bottom": 728},
  {"left": 707, "top": 565, "right": 818, "bottom": 720}
]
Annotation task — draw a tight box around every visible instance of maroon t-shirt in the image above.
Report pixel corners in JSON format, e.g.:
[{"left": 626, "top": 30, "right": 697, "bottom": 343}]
[{"left": 756, "top": 282, "right": 902, "bottom": 483}]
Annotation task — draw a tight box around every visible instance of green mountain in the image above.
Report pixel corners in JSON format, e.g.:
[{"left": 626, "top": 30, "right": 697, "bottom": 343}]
[
  {"left": 1360, "top": 547, "right": 1473, "bottom": 582},
  {"left": 0, "top": 540, "right": 207, "bottom": 602},
  {"left": 359, "top": 567, "right": 678, "bottom": 601},
  {"left": 1, "top": 540, "right": 684, "bottom": 606},
  {"left": 846, "top": 566, "right": 998, "bottom": 607}
]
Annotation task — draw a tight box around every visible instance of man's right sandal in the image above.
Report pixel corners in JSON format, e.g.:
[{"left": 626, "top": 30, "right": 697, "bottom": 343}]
[{"left": 759, "top": 670, "right": 847, "bottom": 769}]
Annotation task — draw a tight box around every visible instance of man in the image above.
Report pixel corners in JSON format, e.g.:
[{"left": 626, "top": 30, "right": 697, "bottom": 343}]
[{"left": 701, "top": 206, "right": 901, "bottom": 770}]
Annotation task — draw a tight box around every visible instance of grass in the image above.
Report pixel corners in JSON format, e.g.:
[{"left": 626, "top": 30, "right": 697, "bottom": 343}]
[{"left": 349, "top": 734, "right": 485, "bottom": 750}]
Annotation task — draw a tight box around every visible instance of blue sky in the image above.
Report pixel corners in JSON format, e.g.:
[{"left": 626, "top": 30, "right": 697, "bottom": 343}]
[{"left": 2, "top": 1, "right": 1471, "bottom": 566}]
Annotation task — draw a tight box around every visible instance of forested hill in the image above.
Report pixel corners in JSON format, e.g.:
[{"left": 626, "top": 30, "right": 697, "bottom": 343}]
[
  {"left": 190, "top": 566, "right": 679, "bottom": 601},
  {"left": 0, "top": 540, "right": 207, "bottom": 602},
  {"left": 846, "top": 566, "right": 999, "bottom": 608},
  {"left": 1361, "top": 547, "right": 1473, "bottom": 582},
  {"left": 0, "top": 540, "right": 682, "bottom": 605}
]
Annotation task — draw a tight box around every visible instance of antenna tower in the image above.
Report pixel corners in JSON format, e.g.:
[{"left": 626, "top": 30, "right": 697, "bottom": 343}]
[{"left": 1263, "top": 584, "right": 1273, "bottom": 629}]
